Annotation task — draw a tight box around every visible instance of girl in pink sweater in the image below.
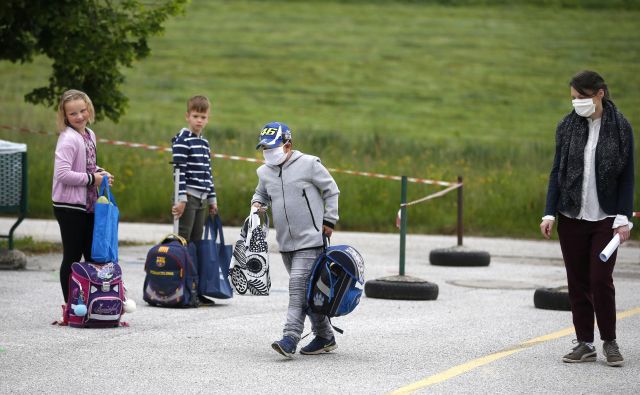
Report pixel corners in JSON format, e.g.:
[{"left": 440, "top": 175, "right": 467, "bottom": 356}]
[{"left": 52, "top": 90, "right": 114, "bottom": 304}]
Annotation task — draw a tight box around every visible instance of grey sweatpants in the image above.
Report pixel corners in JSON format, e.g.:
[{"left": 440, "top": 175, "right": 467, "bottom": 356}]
[{"left": 281, "top": 248, "right": 333, "bottom": 343}]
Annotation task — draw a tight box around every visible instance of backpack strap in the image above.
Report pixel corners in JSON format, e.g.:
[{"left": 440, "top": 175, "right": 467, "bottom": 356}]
[
  {"left": 160, "top": 233, "right": 187, "bottom": 246},
  {"left": 323, "top": 234, "right": 330, "bottom": 250},
  {"left": 328, "top": 318, "right": 344, "bottom": 335},
  {"left": 51, "top": 304, "right": 69, "bottom": 326},
  {"left": 300, "top": 319, "right": 344, "bottom": 337}
]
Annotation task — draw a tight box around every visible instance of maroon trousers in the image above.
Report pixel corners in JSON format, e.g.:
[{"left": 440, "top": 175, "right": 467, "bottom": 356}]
[{"left": 557, "top": 214, "right": 617, "bottom": 342}]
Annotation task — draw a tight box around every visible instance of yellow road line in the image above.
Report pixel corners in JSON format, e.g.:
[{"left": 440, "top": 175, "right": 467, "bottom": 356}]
[{"left": 390, "top": 306, "right": 640, "bottom": 395}]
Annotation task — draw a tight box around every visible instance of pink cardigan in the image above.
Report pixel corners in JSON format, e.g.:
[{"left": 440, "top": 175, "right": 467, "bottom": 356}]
[{"left": 51, "top": 127, "right": 100, "bottom": 210}]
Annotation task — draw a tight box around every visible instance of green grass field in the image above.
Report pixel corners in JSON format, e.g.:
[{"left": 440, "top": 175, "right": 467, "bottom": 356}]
[{"left": 1, "top": 1, "right": 638, "bottom": 239}]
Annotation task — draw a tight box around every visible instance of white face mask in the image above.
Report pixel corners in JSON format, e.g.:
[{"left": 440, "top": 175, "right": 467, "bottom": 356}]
[
  {"left": 572, "top": 98, "right": 596, "bottom": 117},
  {"left": 263, "top": 146, "right": 287, "bottom": 166}
]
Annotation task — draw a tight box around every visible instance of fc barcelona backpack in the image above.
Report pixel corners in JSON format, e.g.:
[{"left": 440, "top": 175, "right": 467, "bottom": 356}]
[{"left": 143, "top": 234, "right": 199, "bottom": 308}]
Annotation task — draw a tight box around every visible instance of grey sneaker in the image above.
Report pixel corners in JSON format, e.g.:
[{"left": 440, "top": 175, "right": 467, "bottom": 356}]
[
  {"left": 603, "top": 340, "right": 624, "bottom": 367},
  {"left": 562, "top": 340, "right": 596, "bottom": 363}
]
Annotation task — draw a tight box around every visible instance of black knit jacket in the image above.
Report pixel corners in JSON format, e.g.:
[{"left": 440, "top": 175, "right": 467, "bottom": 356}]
[{"left": 544, "top": 100, "right": 635, "bottom": 218}]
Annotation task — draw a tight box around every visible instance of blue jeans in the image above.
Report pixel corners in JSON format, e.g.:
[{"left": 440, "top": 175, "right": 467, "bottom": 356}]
[{"left": 280, "top": 248, "right": 333, "bottom": 343}]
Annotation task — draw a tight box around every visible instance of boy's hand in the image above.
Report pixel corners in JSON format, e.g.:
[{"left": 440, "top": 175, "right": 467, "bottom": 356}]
[
  {"left": 209, "top": 204, "right": 218, "bottom": 216},
  {"left": 252, "top": 202, "right": 267, "bottom": 212},
  {"left": 172, "top": 201, "right": 186, "bottom": 219},
  {"left": 322, "top": 225, "right": 333, "bottom": 238}
]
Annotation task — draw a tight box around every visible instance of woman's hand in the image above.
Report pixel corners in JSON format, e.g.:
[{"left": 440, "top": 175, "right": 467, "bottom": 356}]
[
  {"left": 540, "top": 219, "right": 554, "bottom": 239},
  {"left": 614, "top": 224, "right": 631, "bottom": 245}
]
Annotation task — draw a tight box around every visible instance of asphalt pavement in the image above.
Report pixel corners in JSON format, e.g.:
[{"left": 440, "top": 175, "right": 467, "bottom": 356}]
[{"left": 1, "top": 218, "right": 639, "bottom": 394}]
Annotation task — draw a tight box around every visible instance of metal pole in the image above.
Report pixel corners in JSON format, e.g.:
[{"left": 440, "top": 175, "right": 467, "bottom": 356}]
[
  {"left": 399, "top": 175, "right": 408, "bottom": 276},
  {"left": 171, "top": 162, "right": 180, "bottom": 235},
  {"left": 457, "top": 175, "right": 463, "bottom": 247}
]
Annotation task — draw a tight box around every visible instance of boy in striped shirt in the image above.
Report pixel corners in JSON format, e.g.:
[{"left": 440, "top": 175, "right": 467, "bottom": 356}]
[{"left": 171, "top": 95, "right": 218, "bottom": 246}]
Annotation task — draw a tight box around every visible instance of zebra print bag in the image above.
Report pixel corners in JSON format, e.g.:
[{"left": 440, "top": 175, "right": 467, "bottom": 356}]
[{"left": 229, "top": 207, "right": 271, "bottom": 295}]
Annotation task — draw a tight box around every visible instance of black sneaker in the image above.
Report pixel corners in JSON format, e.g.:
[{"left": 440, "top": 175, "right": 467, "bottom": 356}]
[
  {"left": 300, "top": 336, "right": 337, "bottom": 355},
  {"left": 562, "top": 340, "right": 596, "bottom": 363},
  {"left": 603, "top": 340, "right": 624, "bottom": 367},
  {"left": 198, "top": 296, "right": 215, "bottom": 306},
  {"left": 271, "top": 336, "right": 296, "bottom": 358}
]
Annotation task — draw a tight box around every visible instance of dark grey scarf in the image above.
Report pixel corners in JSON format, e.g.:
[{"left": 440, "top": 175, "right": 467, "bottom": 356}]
[{"left": 556, "top": 100, "right": 631, "bottom": 217}]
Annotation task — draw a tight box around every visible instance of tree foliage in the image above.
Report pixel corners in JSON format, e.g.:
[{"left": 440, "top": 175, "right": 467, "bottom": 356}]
[{"left": 0, "top": 0, "right": 187, "bottom": 121}]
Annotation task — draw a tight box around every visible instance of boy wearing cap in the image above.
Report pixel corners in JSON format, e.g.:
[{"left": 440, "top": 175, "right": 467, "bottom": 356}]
[{"left": 251, "top": 121, "right": 340, "bottom": 358}]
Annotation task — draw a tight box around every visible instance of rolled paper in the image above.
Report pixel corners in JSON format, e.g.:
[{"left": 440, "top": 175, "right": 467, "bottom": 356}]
[
  {"left": 599, "top": 222, "right": 633, "bottom": 262},
  {"left": 599, "top": 234, "right": 620, "bottom": 262}
]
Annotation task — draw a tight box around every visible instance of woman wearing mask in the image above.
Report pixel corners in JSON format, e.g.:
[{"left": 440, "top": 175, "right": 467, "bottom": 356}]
[{"left": 540, "top": 70, "right": 634, "bottom": 367}]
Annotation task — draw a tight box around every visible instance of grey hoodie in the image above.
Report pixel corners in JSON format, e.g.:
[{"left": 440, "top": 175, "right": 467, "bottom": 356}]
[{"left": 252, "top": 150, "right": 339, "bottom": 252}]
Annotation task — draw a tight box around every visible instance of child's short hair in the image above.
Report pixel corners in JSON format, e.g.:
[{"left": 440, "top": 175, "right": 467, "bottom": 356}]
[
  {"left": 187, "top": 95, "right": 210, "bottom": 113},
  {"left": 56, "top": 89, "right": 95, "bottom": 132}
]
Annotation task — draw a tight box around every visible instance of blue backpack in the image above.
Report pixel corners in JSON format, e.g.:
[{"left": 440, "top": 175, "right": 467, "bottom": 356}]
[
  {"left": 306, "top": 243, "right": 365, "bottom": 324},
  {"left": 143, "top": 234, "right": 199, "bottom": 308}
]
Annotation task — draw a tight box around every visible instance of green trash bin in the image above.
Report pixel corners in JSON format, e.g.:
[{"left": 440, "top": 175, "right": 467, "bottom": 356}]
[{"left": 0, "top": 140, "right": 28, "bottom": 250}]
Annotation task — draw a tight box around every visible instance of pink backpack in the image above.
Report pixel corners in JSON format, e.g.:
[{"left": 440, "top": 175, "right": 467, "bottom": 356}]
[{"left": 64, "top": 262, "right": 126, "bottom": 328}]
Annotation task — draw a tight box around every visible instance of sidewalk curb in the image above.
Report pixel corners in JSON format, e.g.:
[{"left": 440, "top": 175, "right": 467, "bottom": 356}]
[{"left": 1, "top": 218, "right": 638, "bottom": 264}]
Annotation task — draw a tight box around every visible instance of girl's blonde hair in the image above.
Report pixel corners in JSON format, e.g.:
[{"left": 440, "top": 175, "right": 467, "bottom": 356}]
[{"left": 56, "top": 89, "right": 95, "bottom": 132}]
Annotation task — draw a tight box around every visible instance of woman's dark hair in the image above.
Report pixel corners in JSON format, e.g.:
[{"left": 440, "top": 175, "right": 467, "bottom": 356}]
[{"left": 570, "top": 70, "right": 611, "bottom": 102}]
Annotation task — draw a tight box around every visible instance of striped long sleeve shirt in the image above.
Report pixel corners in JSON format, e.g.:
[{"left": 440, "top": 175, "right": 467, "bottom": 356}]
[{"left": 171, "top": 128, "right": 216, "bottom": 204}]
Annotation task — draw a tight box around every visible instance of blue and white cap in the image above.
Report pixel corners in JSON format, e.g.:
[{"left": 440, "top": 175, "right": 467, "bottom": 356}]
[{"left": 256, "top": 122, "right": 292, "bottom": 149}]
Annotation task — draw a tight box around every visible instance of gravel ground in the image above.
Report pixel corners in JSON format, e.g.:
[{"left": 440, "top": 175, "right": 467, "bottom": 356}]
[{"left": 1, "top": 219, "right": 639, "bottom": 394}]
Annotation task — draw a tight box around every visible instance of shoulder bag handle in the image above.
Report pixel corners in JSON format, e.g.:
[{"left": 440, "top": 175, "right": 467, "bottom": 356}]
[
  {"left": 210, "top": 214, "right": 226, "bottom": 246},
  {"left": 98, "top": 176, "right": 116, "bottom": 206}
]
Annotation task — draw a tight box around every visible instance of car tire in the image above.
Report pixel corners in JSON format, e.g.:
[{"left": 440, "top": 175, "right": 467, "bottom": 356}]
[
  {"left": 429, "top": 247, "right": 490, "bottom": 267},
  {"left": 533, "top": 286, "right": 571, "bottom": 311},
  {"left": 365, "top": 276, "right": 439, "bottom": 300}
]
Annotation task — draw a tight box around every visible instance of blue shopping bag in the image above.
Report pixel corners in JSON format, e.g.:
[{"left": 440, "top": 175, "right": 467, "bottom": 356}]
[
  {"left": 91, "top": 177, "right": 119, "bottom": 263},
  {"left": 196, "top": 215, "right": 233, "bottom": 299}
]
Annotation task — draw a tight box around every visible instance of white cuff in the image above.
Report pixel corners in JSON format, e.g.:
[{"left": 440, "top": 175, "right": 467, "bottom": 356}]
[
  {"left": 612, "top": 215, "right": 629, "bottom": 229},
  {"left": 541, "top": 215, "right": 555, "bottom": 221}
]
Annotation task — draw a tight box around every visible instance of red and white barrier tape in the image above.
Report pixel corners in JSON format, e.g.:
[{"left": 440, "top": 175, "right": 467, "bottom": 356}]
[
  {"left": 1, "top": 125, "right": 454, "bottom": 185},
  {"left": 401, "top": 182, "right": 462, "bottom": 208}
]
